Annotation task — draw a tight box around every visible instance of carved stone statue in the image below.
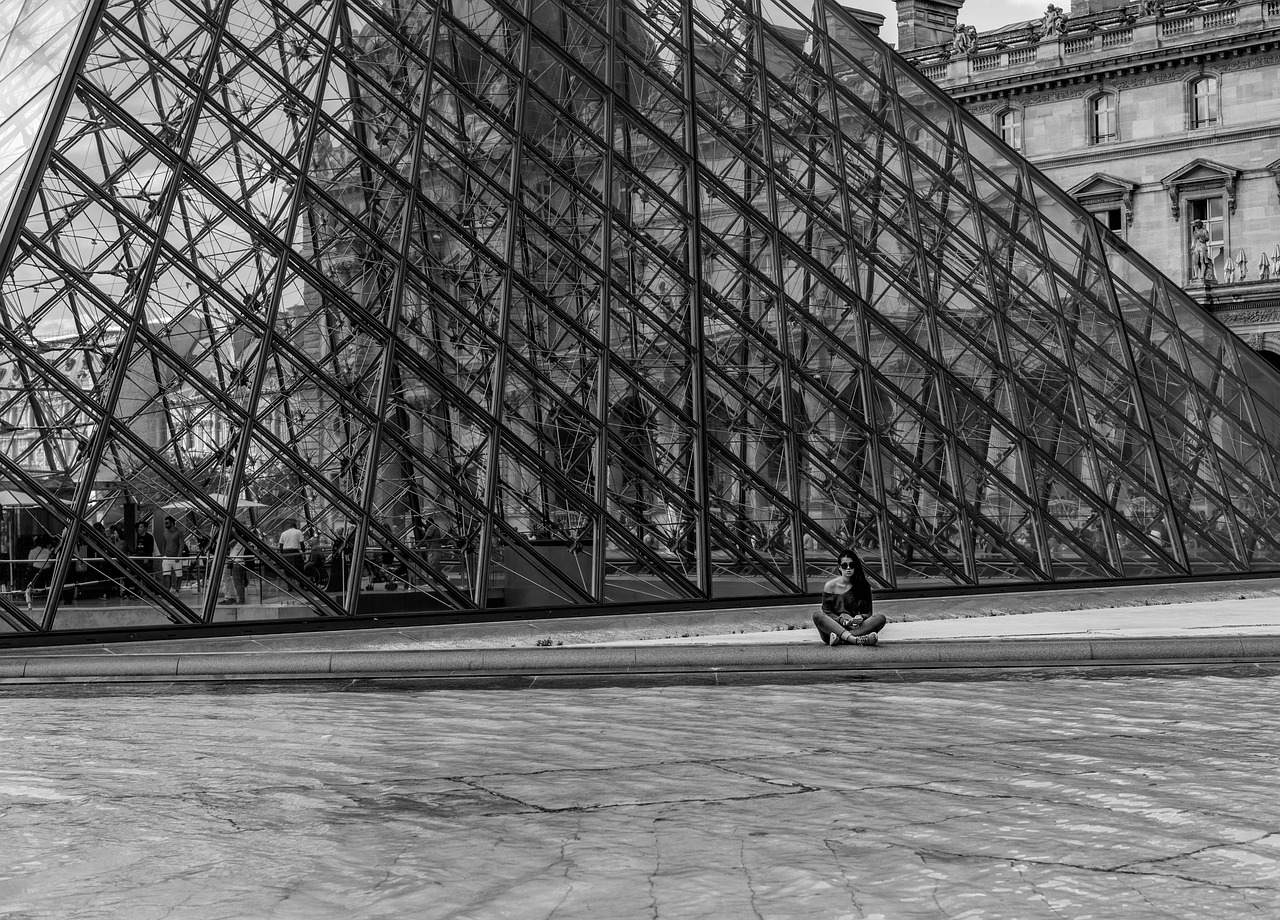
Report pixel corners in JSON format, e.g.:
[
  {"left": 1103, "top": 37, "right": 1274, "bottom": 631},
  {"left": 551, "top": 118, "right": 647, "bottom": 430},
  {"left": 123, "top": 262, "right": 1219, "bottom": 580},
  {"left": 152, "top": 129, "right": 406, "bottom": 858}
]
[
  {"left": 1138, "top": 0, "right": 1164, "bottom": 17},
  {"left": 951, "top": 23, "right": 978, "bottom": 56},
  {"left": 1037, "top": 4, "right": 1068, "bottom": 39},
  {"left": 1236, "top": 249, "right": 1248, "bottom": 282},
  {"left": 1262, "top": 251, "right": 1273, "bottom": 282},
  {"left": 1190, "top": 219, "right": 1213, "bottom": 282}
]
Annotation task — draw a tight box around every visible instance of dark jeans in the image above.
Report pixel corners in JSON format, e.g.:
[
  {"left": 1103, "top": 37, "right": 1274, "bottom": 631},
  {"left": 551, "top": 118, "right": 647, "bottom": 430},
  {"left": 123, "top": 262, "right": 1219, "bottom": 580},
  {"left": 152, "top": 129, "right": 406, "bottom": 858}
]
[
  {"left": 278, "top": 550, "right": 304, "bottom": 593},
  {"left": 813, "top": 610, "right": 887, "bottom": 644}
]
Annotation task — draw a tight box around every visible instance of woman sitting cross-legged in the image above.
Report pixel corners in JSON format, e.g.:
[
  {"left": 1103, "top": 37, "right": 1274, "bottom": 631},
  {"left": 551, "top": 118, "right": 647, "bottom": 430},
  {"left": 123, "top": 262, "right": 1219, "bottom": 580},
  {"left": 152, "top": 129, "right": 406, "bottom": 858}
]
[{"left": 813, "top": 549, "right": 887, "bottom": 647}]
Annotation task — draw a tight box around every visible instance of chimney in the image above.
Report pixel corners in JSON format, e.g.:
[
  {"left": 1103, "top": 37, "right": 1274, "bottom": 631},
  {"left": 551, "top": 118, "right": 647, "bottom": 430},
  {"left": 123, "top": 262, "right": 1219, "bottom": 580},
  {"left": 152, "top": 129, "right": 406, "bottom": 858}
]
[
  {"left": 1071, "top": 0, "right": 1128, "bottom": 14},
  {"left": 894, "top": 0, "right": 965, "bottom": 53},
  {"left": 842, "top": 6, "right": 886, "bottom": 36}
]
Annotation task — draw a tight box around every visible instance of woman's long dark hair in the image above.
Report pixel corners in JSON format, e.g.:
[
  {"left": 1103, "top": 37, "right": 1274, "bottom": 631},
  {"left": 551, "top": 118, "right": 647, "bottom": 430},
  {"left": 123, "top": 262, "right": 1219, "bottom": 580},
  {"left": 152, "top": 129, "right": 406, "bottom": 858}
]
[{"left": 837, "top": 548, "right": 870, "bottom": 595}]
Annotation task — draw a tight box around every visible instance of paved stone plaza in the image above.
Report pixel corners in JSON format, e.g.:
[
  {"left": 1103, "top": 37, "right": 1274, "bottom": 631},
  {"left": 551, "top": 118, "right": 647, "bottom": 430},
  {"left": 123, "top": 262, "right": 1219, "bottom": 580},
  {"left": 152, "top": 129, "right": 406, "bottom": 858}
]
[{"left": 3, "top": 670, "right": 1279, "bottom": 919}]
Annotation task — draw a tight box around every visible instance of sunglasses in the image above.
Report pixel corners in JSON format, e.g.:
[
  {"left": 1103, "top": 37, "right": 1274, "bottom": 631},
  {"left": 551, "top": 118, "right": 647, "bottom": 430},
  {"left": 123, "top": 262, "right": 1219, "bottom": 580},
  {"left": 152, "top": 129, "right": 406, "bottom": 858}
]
[{"left": 839, "top": 561, "right": 856, "bottom": 570}]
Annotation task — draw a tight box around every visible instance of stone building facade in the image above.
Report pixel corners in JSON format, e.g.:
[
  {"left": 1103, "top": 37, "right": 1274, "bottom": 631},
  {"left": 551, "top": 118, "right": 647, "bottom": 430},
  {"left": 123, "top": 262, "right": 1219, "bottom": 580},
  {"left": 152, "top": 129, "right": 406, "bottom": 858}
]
[{"left": 896, "top": 0, "right": 1280, "bottom": 371}]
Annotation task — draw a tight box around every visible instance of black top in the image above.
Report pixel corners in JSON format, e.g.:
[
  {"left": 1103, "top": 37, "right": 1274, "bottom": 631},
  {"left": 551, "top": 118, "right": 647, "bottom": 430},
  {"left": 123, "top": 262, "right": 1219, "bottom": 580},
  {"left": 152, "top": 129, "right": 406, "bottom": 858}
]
[
  {"left": 821, "top": 587, "right": 871, "bottom": 620},
  {"left": 821, "top": 556, "right": 872, "bottom": 620}
]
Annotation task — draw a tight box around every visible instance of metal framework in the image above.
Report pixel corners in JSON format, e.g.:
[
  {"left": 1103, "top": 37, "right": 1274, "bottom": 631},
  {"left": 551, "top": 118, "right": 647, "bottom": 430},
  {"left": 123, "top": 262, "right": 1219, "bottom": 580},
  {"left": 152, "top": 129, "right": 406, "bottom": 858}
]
[{"left": 2, "top": 0, "right": 1280, "bottom": 636}]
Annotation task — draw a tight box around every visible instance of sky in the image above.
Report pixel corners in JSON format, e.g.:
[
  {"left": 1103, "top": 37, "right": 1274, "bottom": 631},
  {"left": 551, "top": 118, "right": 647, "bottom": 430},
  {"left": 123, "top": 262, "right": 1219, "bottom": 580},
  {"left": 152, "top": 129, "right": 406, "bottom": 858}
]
[{"left": 851, "top": 0, "right": 1058, "bottom": 40}]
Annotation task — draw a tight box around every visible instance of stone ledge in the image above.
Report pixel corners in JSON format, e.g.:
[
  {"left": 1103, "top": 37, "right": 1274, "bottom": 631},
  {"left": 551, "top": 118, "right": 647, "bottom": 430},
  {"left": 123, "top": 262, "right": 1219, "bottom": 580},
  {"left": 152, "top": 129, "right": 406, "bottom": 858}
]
[{"left": 4, "top": 634, "right": 1280, "bottom": 684}]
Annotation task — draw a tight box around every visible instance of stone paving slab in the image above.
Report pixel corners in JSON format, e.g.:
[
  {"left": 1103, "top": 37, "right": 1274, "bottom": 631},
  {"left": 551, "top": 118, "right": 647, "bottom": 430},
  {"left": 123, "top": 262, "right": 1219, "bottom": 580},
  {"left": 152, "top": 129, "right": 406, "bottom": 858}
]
[{"left": 4, "top": 677, "right": 1280, "bottom": 918}]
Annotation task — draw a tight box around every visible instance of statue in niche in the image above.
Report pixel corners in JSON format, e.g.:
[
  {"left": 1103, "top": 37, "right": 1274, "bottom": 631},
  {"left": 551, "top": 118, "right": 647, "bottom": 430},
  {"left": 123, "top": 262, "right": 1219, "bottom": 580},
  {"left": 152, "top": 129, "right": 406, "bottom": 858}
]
[
  {"left": 951, "top": 23, "right": 979, "bottom": 56},
  {"left": 1190, "top": 219, "right": 1214, "bottom": 282},
  {"left": 1037, "top": 5, "right": 1068, "bottom": 39}
]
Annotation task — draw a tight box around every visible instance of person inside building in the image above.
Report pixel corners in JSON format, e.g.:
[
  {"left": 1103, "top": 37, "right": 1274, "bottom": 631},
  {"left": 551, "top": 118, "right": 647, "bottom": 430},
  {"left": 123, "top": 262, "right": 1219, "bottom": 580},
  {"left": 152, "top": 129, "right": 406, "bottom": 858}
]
[
  {"left": 277, "top": 518, "right": 306, "bottom": 593},
  {"left": 183, "top": 528, "right": 207, "bottom": 592},
  {"left": 218, "top": 535, "right": 249, "bottom": 605},
  {"left": 135, "top": 519, "right": 156, "bottom": 595},
  {"left": 813, "top": 548, "right": 886, "bottom": 647},
  {"left": 157, "top": 514, "right": 185, "bottom": 593},
  {"left": 24, "top": 532, "right": 59, "bottom": 609},
  {"left": 108, "top": 525, "right": 127, "bottom": 594}
]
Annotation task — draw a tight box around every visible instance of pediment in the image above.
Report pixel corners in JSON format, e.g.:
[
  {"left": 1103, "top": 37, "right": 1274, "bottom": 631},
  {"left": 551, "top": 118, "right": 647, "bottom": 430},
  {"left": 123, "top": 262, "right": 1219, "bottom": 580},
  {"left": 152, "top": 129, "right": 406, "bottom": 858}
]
[
  {"left": 1161, "top": 158, "right": 1239, "bottom": 189},
  {"left": 1161, "top": 159, "right": 1241, "bottom": 221},
  {"left": 1066, "top": 173, "right": 1135, "bottom": 200},
  {"left": 1066, "top": 173, "right": 1135, "bottom": 226}
]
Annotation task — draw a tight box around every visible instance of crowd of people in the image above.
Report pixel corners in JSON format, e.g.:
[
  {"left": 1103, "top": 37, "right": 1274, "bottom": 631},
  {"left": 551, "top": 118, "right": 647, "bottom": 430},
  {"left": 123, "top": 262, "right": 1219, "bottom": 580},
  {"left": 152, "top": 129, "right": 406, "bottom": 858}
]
[
  {"left": 4, "top": 513, "right": 449, "bottom": 608},
  {"left": 5, "top": 515, "right": 305, "bottom": 608}
]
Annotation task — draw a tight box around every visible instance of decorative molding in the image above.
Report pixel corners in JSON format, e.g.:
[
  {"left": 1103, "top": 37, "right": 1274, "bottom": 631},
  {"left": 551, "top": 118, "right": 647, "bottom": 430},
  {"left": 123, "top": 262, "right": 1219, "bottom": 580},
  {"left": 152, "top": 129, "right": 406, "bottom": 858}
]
[
  {"left": 1067, "top": 173, "right": 1137, "bottom": 225},
  {"left": 1035, "top": 88, "right": 1091, "bottom": 105},
  {"left": 1269, "top": 156, "right": 1280, "bottom": 203},
  {"left": 944, "top": 48, "right": 1280, "bottom": 104},
  {"left": 1161, "top": 158, "right": 1241, "bottom": 220},
  {"left": 1217, "top": 308, "right": 1280, "bottom": 325},
  {"left": 968, "top": 54, "right": 1280, "bottom": 103}
]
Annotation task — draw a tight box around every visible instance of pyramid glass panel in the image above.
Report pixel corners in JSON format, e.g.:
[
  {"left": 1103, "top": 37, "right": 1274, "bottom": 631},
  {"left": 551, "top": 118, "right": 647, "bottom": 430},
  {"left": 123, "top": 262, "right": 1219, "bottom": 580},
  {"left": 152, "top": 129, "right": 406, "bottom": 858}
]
[{"left": 3, "top": 0, "right": 1280, "bottom": 636}]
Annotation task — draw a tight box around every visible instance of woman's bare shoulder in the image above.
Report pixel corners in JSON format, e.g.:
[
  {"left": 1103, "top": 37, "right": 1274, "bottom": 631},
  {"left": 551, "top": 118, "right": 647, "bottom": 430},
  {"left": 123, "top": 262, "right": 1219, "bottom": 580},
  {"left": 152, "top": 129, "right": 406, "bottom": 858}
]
[{"left": 821, "top": 577, "right": 847, "bottom": 594}]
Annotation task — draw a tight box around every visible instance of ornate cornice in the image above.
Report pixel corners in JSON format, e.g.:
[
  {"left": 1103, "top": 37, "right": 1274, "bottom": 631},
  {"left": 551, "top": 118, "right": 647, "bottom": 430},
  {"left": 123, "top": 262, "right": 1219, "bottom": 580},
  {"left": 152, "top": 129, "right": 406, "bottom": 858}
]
[
  {"left": 1204, "top": 277, "right": 1280, "bottom": 316},
  {"left": 962, "top": 48, "right": 1280, "bottom": 110},
  {"left": 937, "top": 42, "right": 1280, "bottom": 105}
]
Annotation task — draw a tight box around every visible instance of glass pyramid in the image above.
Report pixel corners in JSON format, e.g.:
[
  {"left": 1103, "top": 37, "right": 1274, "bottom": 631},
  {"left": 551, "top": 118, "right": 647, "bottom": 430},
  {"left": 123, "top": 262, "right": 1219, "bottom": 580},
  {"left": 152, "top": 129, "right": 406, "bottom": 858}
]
[{"left": 2, "top": 0, "right": 1279, "bottom": 635}]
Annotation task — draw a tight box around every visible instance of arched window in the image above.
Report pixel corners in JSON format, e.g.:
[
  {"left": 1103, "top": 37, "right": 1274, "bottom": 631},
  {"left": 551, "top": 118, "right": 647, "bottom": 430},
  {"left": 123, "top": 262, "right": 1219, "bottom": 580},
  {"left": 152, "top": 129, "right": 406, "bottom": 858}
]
[
  {"left": 996, "top": 109, "right": 1022, "bottom": 152},
  {"left": 1190, "top": 75, "right": 1218, "bottom": 129},
  {"left": 1089, "top": 94, "right": 1117, "bottom": 145}
]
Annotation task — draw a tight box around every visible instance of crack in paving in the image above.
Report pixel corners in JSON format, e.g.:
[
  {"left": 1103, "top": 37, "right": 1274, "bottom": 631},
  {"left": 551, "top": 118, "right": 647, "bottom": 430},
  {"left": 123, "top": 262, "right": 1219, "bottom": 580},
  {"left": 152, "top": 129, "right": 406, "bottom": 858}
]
[{"left": 908, "top": 845, "right": 1273, "bottom": 892}]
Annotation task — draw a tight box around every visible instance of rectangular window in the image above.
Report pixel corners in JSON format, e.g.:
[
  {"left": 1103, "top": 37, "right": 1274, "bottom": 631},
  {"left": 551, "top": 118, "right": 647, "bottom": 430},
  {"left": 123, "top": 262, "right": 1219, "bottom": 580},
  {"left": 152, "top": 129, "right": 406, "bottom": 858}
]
[
  {"left": 998, "top": 111, "right": 1022, "bottom": 151},
  {"left": 1191, "top": 77, "right": 1218, "bottom": 128},
  {"left": 1188, "top": 197, "right": 1226, "bottom": 281},
  {"left": 1091, "top": 96, "right": 1116, "bottom": 144},
  {"left": 1189, "top": 198, "right": 1225, "bottom": 246},
  {"left": 1094, "top": 208, "right": 1123, "bottom": 232}
]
